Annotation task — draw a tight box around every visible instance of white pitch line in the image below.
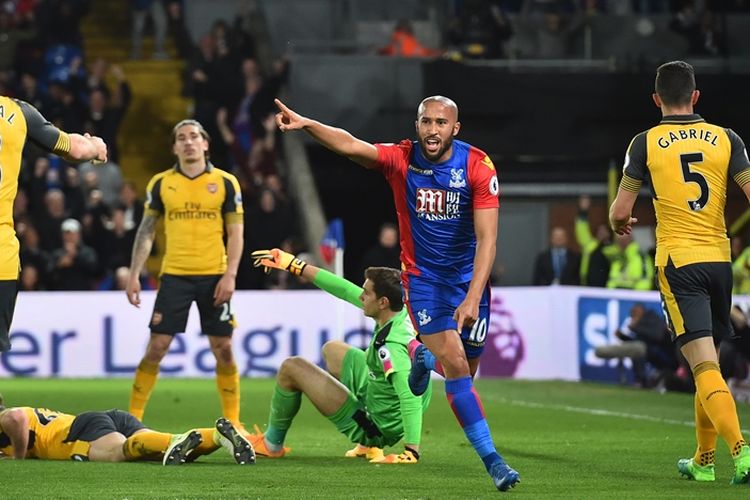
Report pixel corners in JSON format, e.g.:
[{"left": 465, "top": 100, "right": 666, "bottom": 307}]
[{"left": 490, "top": 397, "right": 750, "bottom": 436}]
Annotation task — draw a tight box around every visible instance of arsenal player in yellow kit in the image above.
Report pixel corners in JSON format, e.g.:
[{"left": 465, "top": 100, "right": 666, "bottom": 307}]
[
  {"left": 0, "top": 97, "right": 107, "bottom": 352},
  {"left": 0, "top": 395, "right": 254, "bottom": 465},
  {"left": 610, "top": 61, "right": 750, "bottom": 485},
  {"left": 125, "top": 120, "right": 245, "bottom": 431}
]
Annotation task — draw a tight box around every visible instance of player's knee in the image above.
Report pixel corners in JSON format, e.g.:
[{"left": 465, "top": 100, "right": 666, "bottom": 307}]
[
  {"left": 278, "top": 356, "right": 309, "bottom": 385},
  {"left": 211, "top": 343, "right": 234, "bottom": 365},
  {"left": 321, "top": 349, "right": 334, "bottom": 373},
  {"left": 143, "top": 347, "right": 167, "bottom": 364},
  {"left": 280, "top": 356, "right": 308, "bottom": 372},
  {"left": 321, "top": 340, "right": 336, "bottom": 359},
  {"left": 321, "top": 341, "right": 346, "bottom": 369},
  {"left": 144, "top": 337, "right": 172, "bottom": 362},
  {"left": 440, "top": 352, "right": 470, "bottom": 378}
]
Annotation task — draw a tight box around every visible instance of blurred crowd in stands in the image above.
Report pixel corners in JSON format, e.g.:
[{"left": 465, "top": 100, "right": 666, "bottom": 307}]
[
  {"left": 178, "top": 8, "right": 299, "bottom": 290},
  {"left": 3, "top": 1, "right": 302, "bottom": 292},
  {"left": 377, "top": 0, "right": 749, "bottom": 60}
]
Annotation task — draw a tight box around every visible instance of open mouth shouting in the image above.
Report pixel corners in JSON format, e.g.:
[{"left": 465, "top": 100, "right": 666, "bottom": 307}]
[{"left": 423, "top": 137, "right": 441, "bottom": 155}]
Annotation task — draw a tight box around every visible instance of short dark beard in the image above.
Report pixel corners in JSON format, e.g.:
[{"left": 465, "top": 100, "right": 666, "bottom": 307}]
[{"left": 419, "top": 136, "right": 453, "bottom": 163}]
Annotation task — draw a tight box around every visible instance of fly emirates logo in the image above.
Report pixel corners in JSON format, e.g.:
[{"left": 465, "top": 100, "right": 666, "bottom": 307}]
[
  {"left": 415, "top": 189, "right": 461, "bottom": 221},
  {"left": 168, "top": 201, "right": 218, "bottom": 220}
]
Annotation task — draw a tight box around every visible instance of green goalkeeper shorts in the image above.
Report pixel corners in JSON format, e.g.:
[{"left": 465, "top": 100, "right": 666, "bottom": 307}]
[{"left": 332, "top": 347, "right": 402, "bottom": 448}]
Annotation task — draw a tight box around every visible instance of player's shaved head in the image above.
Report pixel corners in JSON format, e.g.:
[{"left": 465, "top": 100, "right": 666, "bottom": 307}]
[{"left": 418, "top": 96, "right": 458, "bottom": 120}]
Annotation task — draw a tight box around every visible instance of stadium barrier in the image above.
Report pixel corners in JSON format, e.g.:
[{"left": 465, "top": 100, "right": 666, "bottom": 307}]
[{"left": 0, "top": 287, "right": 680, "bottom": 380}]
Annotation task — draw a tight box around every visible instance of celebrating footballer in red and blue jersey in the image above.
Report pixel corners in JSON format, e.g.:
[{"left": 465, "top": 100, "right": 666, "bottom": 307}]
[
  {"left": 374, "top": 139, "right": 499, "bottom": 359},
  {"left": 274, "top": 95, "right": 520, "bottom": 492},
  {"left": 374, "top": 139, "right": 499, "bottom": 282}
]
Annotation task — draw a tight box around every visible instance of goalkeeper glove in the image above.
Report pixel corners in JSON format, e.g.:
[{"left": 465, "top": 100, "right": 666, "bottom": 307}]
[
  {"left": 251, "top": 248, "right": 308, "bottom": 276},
  {"left": 369, "top": 447, "right": 419, "bottom": 464}
]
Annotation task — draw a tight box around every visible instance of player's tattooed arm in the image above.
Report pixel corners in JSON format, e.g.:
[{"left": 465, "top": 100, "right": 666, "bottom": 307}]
[
  {"left": 130, "top": 213, "right": 158, "bottom": 276},
  {"left": 126, "top": 213, "right": 158, "bottom": 307}
]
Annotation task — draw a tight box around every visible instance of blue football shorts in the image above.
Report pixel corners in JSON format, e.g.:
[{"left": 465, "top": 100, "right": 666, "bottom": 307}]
[{"left": 403, "top": 274, "right": 491, "bottom": 359}]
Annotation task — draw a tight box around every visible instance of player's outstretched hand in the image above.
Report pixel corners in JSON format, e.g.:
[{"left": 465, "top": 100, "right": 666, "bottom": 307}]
[
  {"left": 251, "top": 248, "right": 308, "bottom": 276},
  {"left": 274, "top": 98, "right": 308, "bottom": 132},
  {"left": 369, "top": 448, "right": 419, "bottom": 464}
]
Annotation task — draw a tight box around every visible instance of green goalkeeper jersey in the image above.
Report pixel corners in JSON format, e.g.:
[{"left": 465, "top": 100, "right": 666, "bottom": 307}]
[{"left": 313, "top": 269, "right": 431, "bottom": 444}]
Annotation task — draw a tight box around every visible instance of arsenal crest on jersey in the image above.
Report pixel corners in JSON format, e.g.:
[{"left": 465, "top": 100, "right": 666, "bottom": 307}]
[{"left": 207, "top": 182, "right": 218, "bottom": 193}]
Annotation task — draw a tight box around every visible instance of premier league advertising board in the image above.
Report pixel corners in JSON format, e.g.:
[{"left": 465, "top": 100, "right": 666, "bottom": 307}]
[
  {"left": 1, "top": 287, "right": 698, "bottom": 381},
  {"left": 1, "top": 291, "right": 373, "bottom": 377}
]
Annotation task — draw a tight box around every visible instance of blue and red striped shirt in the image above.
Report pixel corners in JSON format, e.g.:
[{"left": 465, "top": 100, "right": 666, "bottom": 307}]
[{"left": 374, "top": 139, "right": 499, "bottom": 283}]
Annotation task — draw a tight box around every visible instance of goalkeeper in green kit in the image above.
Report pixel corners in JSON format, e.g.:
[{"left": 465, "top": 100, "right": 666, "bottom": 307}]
[{"left": 247, "top": 248, "right": 432, "bottom": 463}]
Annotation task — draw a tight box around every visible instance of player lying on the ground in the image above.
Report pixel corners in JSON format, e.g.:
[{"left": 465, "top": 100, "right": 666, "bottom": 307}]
[
  {"left": 249, "top": 249, "right": 431, "bottom": 463},
  {"left": 0, "top": 395, "right": 254, "bottom": 465}
]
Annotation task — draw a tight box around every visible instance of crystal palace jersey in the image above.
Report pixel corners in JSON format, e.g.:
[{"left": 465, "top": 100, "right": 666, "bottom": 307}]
[{"left": 374, "top": 139, "right": 500, "bottom": 283}]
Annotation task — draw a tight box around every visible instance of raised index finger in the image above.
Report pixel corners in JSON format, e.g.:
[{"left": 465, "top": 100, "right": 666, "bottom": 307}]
[{"left": 274, "top": 98, "right": 291, "bottom": 114}]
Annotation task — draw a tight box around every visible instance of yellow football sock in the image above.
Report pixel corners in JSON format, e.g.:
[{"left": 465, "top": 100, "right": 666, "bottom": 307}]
[
  {"left": 693, "top": 392, "right": 717, "bottom": 466},
  {"left": 129, "top": 360, "right": 160, "bottom": 421},
  {"left": 693, "top": 361, "right": 746, "bottom": 458},
  {"left": 216, "top": 362, "right": 240, "bottom": 423},
  {"left": 190, "top": 428, "right": 221, "bottom": 458},
  {"left": 123, "top": 430, "right": 171, "bottom": 460}
]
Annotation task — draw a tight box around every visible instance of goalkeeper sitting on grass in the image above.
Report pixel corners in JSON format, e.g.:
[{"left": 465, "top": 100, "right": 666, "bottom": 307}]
[{"left": 248, "top": 248, "right": 431, "bottom": 463}]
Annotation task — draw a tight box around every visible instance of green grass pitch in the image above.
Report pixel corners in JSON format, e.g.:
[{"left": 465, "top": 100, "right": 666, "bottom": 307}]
[{"left": 1, "top": 378, "right": 749, "bottom": 499}]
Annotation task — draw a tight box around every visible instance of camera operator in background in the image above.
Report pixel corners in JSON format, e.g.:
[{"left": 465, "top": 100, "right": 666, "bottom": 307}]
[{"left": 596, "top": 303, "right": 681, "bottom": 389}]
